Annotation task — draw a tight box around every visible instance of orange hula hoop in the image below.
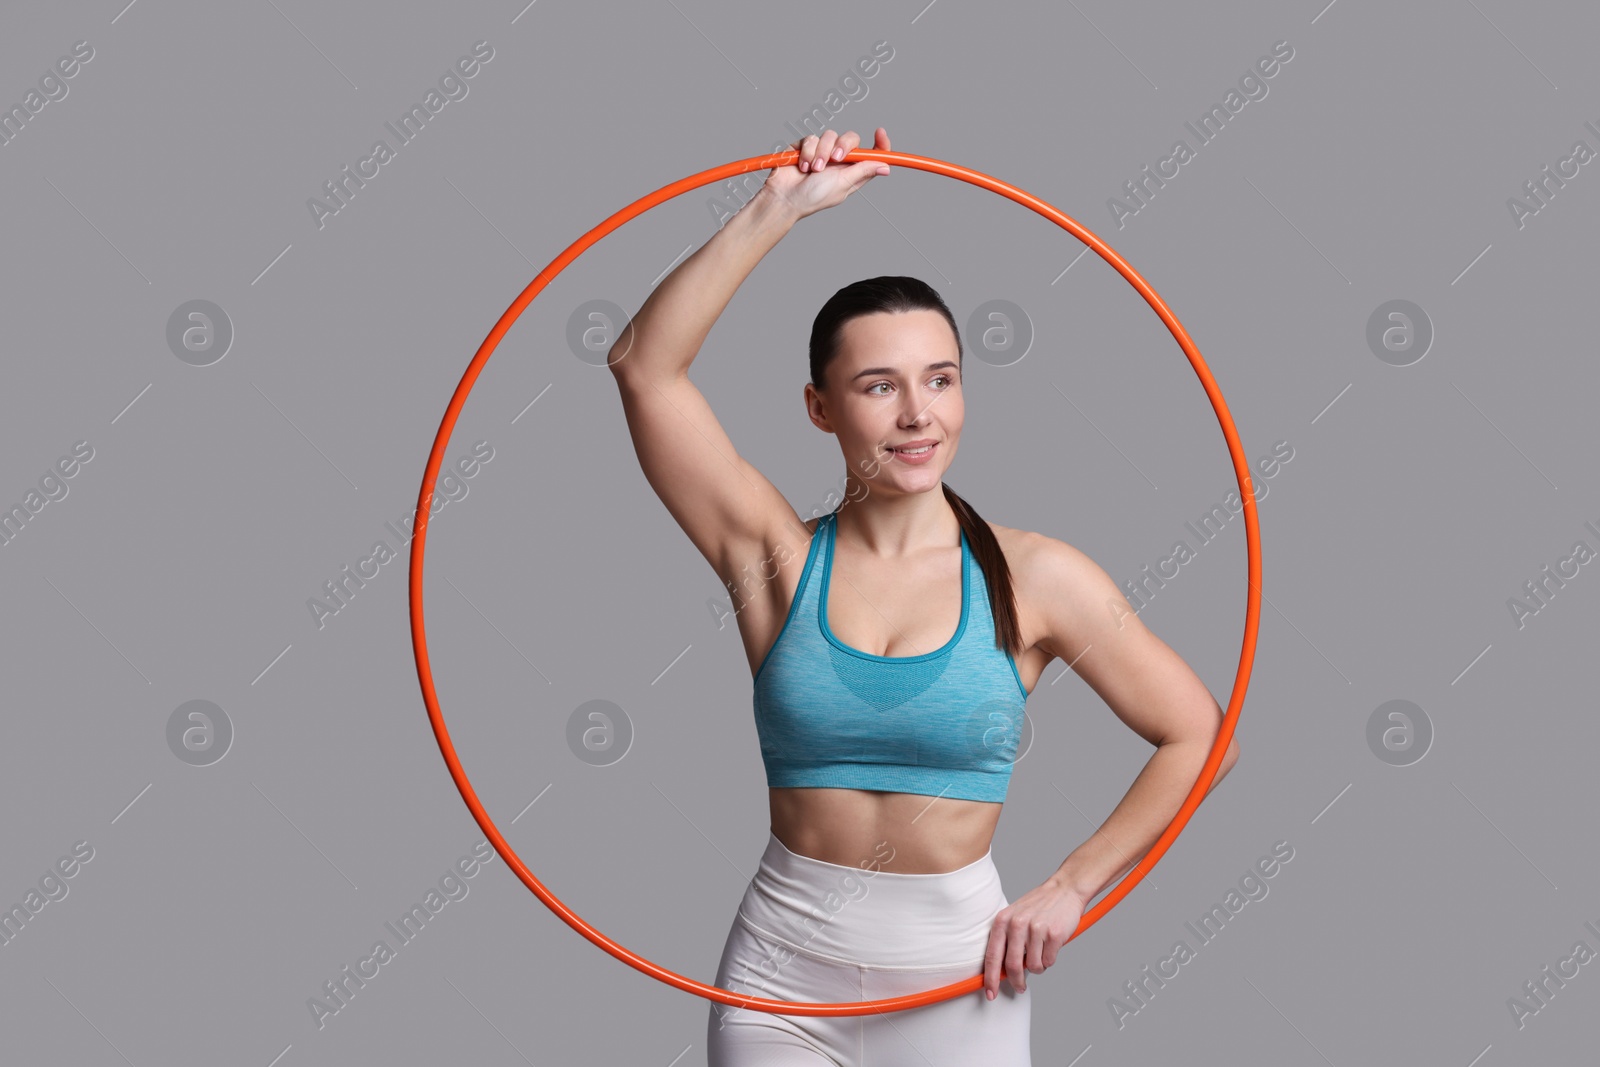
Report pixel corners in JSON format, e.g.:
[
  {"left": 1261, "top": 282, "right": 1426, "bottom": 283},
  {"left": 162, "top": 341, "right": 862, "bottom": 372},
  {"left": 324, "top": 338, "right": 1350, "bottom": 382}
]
[{"left": 409, "top": 147, "right": 1259, "bottom": 1017}]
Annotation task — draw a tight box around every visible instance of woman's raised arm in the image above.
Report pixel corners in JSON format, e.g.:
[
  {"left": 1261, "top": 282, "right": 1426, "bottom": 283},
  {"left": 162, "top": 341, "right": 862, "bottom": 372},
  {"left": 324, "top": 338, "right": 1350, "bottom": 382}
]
[{"left": 606, "top": 128, "right": 890, "bottom": 581}]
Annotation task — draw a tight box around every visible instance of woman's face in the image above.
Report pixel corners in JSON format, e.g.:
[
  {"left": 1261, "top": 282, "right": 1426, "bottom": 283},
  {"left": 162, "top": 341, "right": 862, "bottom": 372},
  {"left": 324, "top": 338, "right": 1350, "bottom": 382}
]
[{"left": 806, "top": 308, "right": 964, "bottom": 498}]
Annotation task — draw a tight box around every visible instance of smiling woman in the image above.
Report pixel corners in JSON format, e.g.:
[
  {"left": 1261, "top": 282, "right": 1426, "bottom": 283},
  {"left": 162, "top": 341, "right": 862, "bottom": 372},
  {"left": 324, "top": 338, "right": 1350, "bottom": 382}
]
[
  {"left": 796, "top": 274, "right": 1025, "bottom": 663},
  {"left": 598, "top": 124, "right": 1241, "bottom": 1064}
]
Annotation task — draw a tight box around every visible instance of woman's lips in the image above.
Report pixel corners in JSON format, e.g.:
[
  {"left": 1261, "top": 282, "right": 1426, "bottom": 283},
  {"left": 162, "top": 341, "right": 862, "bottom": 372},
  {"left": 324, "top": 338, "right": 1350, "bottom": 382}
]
[{"left": 890, "top": 441, "right": 938, "bottom": 465}]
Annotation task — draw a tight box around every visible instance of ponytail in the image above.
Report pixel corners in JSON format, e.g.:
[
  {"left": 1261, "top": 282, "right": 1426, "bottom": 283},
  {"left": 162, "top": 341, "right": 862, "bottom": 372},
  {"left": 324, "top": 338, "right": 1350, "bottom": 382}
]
[{"left": 941, "top": 483, "right": 1023, "bottom": 659}]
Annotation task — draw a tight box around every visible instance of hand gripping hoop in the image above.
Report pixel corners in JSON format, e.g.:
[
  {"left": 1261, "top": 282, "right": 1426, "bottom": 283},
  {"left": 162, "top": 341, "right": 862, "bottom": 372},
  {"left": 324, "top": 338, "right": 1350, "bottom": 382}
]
[{"left": 409, "top": 147, "right": 1259, "bottom": 1017}]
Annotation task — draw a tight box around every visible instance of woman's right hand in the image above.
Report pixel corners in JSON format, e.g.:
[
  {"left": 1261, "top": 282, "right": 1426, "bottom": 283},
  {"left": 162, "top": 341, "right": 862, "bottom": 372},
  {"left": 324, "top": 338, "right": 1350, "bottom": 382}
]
[{"left": 762, "top": 126, "right": 891, "bottom": 220}]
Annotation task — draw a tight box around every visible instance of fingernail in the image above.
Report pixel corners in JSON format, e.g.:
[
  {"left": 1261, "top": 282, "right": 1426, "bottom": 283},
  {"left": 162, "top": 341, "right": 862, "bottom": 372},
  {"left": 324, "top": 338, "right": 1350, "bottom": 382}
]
[
  {"left": 800, "top": 159, "right": 809, "bottom": 172},
  {"left": 833, "top": 147, "right": 844, "bottom": 161}
]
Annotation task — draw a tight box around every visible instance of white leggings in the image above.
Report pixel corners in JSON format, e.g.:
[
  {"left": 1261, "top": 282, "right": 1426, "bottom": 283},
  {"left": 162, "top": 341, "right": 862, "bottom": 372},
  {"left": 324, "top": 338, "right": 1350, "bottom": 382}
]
[{"left": 706, "top": 831, "right": 1032, "bottom": 1065}]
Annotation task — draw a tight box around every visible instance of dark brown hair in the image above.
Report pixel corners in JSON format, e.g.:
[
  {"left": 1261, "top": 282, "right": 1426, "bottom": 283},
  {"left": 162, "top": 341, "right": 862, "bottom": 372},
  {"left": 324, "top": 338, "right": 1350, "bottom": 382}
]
[{"left": 808, "top": 275, "right": 1023, "bottom": 659}]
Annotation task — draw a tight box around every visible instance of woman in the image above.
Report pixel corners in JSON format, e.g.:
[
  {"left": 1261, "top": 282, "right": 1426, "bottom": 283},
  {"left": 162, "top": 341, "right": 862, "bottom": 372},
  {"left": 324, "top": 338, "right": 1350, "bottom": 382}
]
[{"left": 607, "top": 126, "right": 1240, "bottom": 1066}]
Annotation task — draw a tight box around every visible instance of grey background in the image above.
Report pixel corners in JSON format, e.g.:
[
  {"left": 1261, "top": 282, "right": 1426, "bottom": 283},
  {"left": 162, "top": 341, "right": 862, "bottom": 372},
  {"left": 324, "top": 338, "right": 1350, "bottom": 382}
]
[{"left": 2, "top": 0, "right": 1596, "bottom": 1064}]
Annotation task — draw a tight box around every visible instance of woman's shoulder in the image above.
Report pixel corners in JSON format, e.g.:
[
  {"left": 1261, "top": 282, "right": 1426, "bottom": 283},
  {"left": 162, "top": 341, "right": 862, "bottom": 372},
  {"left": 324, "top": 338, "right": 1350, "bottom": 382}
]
[
  {"left": 982, "top": 518, "right": 1050, "bottom": 562},
  {"left": 982, "top": 519, "right": 1099, "bottom": 583}
]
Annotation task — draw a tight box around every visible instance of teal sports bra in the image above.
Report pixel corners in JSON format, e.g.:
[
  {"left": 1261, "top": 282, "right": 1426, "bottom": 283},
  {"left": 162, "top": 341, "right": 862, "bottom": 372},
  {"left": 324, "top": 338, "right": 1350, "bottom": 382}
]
[{"left": 752, "top": 510, "right": 1030, "bottom": 803}]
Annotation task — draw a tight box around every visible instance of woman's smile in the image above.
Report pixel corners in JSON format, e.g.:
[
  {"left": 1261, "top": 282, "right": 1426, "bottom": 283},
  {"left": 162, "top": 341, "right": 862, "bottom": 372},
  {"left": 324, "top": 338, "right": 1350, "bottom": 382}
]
[{"left": 889, "top": 440, "right": 939, "bottom": 464}]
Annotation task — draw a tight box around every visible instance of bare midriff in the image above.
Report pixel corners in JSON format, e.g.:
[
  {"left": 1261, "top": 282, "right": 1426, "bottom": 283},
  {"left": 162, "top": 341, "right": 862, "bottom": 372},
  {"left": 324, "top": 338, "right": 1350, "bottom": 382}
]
[{"left": 767, "top": 786, "right": 1004, "bottom": 874}]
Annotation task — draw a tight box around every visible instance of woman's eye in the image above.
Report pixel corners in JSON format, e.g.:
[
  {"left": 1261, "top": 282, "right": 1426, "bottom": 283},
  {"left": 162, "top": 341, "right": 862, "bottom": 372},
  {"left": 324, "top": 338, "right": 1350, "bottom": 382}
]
[{"left": 869, "top": 376, "right": 953, "bottom": 395}]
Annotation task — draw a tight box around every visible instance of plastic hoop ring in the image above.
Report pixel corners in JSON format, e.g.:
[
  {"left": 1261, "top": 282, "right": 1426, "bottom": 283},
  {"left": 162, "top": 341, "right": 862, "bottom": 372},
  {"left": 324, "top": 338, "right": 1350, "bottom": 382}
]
[{"left": 409, "top": 147, "right": 1259, "bottom": 1017}]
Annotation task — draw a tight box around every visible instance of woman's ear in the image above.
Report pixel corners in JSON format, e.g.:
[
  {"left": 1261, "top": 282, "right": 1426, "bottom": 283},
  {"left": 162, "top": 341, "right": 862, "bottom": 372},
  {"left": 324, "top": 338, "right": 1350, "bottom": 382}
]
[{"left": 804, "top": 382, "right": 833, "bottom": 433}]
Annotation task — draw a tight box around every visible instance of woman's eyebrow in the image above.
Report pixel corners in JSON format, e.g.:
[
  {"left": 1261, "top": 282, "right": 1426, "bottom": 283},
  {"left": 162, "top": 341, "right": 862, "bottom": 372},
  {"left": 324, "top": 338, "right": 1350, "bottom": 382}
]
[{"left": 850, "top": 360, "right": 959, "bottom": 382}]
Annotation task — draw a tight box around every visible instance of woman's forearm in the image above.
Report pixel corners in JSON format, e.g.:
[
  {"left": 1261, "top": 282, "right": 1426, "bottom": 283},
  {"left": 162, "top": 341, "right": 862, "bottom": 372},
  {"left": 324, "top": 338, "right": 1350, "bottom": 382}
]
[
  {"left": 1048, "top": 737, "right": 1237, "bottom": 901},
  {"left": 608, "top": 186, "right": 800, "bottom": 384}
]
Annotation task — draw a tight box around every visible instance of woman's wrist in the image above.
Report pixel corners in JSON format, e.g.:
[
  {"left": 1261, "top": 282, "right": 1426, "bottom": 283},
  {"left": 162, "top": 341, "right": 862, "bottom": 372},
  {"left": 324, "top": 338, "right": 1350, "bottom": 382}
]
[
  {"left": 1047, "top": 865, "right": 1102, "bottom": 901},
  {"left": 744, "top": 185, "right": 804, "bottom": 229},
  {"left": 1048, "top": 841, "right": 1132, "bottom": 900}
]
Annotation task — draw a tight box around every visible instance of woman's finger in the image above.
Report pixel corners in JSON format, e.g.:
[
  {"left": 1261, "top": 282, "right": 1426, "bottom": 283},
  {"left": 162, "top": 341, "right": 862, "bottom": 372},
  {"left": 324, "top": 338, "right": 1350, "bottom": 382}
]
[
  {"left": 798, "top": 133, "right": 821, "bottom": 172},
  {"left": 839, "top": 157, "right": 889, "bottom": 187},
  {"left": 815, "top": 129, "right": 840, "bottom": 171},
  {"left": 1041, "top": 935, "right": 1061, "bottom": 971},
  {"left": 832, "top": 129, "right": 860, "bottom": 164},
  {"left": 1005, "top": 915, "right": 1028, "bottom": 992},
  {"left": 1024, "top": 920, "right": 1048, "bottom": 978},
  {"left": 983, "top": 916, "right": 1009, "bottom": 1000}
]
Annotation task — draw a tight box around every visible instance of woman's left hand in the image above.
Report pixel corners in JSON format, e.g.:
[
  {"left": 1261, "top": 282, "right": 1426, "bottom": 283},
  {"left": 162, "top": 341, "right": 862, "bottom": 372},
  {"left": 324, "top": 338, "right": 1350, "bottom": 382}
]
[{"left": 982, "top": 877, "right": 1089, "bottom": 1000}]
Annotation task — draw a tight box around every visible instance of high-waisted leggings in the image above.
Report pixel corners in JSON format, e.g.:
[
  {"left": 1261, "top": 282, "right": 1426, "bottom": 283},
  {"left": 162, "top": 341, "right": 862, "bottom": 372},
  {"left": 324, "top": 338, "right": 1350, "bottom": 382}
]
[{"left": 706, "top": 831, "right": 1032, "bottom": 1065}]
